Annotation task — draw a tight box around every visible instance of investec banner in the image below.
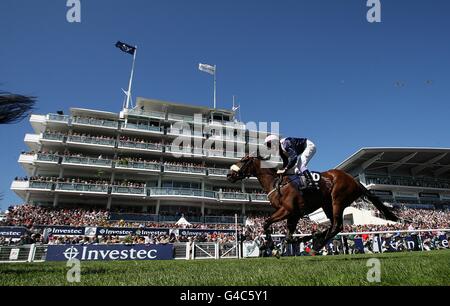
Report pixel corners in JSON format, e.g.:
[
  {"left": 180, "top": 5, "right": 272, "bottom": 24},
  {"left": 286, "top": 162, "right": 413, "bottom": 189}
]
[
  {"left": 96, "top": 227, "right": 170, "bottom": 236},
  {"left": 35, "top": 226, "right": 170, "bottom": 237},
  {"left": 0, "top": 226, "right": 29, "bottom": 238},
  {"left": 46, "top": 244, "right": 174, "bottom": 261},
  {"left": 178, "top": 228, "right": 235, "bottom": 237},
  {"left": 39, "top": 225, "right": 86, "bottom": 236}
]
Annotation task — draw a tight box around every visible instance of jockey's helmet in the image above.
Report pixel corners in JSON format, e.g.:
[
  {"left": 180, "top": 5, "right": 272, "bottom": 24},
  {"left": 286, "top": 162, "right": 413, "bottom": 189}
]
[{"left": 264, "top": 135, "right": 279, "bottom": 148}]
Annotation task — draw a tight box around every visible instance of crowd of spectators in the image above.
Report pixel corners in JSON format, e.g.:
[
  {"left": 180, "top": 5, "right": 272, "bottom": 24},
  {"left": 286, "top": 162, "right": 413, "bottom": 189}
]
[
  {"left": 117, "top": 157, "right": 159, "bottom": 166},
  {"left": 113, "top": 181, "right": 146, "bottom": 188},
  {"left": 1, "top": 204, "right": 449, "bottom": 238},
  {"left": 366, "top": 176, "right": 450, "bottom": 189},
  {"left": 164, "top": 161, "right": 204, "bottom": 169},
  {"left": 16, "top": 176, "right": 111, "bottom": 186},
  {"left": 69, "top": 132, "right": 114, "bottom": 142},
  {"left": 1, "top": 205, "right": 109, "bottom": 228},
  {"left": 119, "top": 135, "right": 161, "bottom": 147}
]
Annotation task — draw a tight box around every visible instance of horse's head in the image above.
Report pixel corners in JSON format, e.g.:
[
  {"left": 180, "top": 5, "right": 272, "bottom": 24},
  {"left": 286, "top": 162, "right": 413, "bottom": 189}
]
[
  {"left": 227, "top": 155, "right": 258, "bottom": 183},
  {"left": 227, "top": 153, "right": 273, "bottom": 183}
]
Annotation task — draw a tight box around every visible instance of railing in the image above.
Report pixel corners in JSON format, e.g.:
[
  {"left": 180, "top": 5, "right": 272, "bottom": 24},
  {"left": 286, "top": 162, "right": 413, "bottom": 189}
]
[
  {"left": 47, "top": 114, "right": 69, "bottom": 122},
  {"left": 115, "top": 161, "right": 161, "bottom": 171},
  {"left": 164, "top": 164, "right": 206, "bottom": 175},
  {"left": 36, "top": 153, "right": 60, "bottom": 163},
  {"left": 72, "top": 117, "right": 119, "bottom": 129},
  {"left": 111, "top": 185, "right": 146, "bottom": 195},
  {"left": 62, "top": 156, "right": 113, "bottom": 167},
  {"left": 208, "top": 168, "right": 229, "bottom": 176},
  {"left": 29, "top": 181, "right": 54, "bottom": 190},
  {"left": 366, "top": 176, "right": 450, "bottom": 190},
  {"left": 123, "top": 122, "right": 163, "bottom": 133},
  {"left": 250, "top": 194, "right": 269, "bottom": 202},
  {"left": 219, "top": 192, "right": 250, "bottom": 201},
  {"left": 167, "top": 129, "right": 193, "bottom": 137},
  {"left": 42, "top": 133, "right": 65, "bottom": 142},
  {"left": 55, "top": 182, "right": 108, "bottom": 193},
  {"left": 148, "top": 188, "right": 216, "bottom": 198},
  {"left": 168, "top": 113, "right": 196, "bottom": 123},
  {"left": 67, "top": 135, "right": 116, "bottom": 147},
  {"left": 127, "top": 109, "right": 166, "bottom": 120},
  {"left": 209, "top": 134, "right": 246, "bottom": 143},
  {"left": 206, "top": 150, "right": 241, "bottom": 159},
  {"left": 118, "top": 140, "right": 162, "bottom": 151},
  {"left": 165, "top": 145, "right": 194, "bottom": 155}
]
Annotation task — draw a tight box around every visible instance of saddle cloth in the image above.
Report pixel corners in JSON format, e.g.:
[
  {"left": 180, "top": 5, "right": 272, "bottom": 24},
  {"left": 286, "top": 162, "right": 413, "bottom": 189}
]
[{"left": 288, "top": 172, "right": 321, "bottom": 190}]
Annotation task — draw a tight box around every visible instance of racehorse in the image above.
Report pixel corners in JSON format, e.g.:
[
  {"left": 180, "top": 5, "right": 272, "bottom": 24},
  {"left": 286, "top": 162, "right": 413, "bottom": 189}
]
[{"left": 227, "top": 155, "right": 400, "bottom": 252}]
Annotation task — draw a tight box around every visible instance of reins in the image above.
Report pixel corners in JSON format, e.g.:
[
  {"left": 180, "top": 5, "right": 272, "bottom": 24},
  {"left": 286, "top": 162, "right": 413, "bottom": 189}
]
[{"left": 267, "top": 175, "right": 298, "bottom": 198}]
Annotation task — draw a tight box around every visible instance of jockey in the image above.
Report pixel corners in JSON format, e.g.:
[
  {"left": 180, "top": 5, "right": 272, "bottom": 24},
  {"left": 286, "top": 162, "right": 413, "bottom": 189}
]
[{"left": 264, "top": 135, "right": 317, "bottom": 190}]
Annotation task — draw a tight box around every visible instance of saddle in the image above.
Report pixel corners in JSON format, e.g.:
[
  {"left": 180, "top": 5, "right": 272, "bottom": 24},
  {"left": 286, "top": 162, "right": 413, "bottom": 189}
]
[{"left": 275, "top": 172, "right": 321, "bottom": 194}]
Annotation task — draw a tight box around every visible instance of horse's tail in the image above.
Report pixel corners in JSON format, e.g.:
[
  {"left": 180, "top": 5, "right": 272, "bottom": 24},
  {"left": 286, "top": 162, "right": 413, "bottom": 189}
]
[{"left": 358, "top": 182, "right": 399, "bottom": 222}]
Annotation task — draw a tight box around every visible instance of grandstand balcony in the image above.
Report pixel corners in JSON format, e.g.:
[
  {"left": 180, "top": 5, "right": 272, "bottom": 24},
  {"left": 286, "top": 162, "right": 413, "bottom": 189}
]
[
  {"left": 41, "top": 132, "right": 65, "bottom": 144},
  {"left": 111, "top": 185, "right": 146, "bottom": 197},
  {"left": 11, "top": 180, "right": 47, "bottom": 191},
  {"left": 206, "top": 150, "right": 241, "bottom": 161},
  {"left": 61, "top": 156, "right": 113, "bottom": 169},
  {"left": 250, "top": 194, "right": 270, "bottom": 203},
  {"left": 18, "top": 153, "right": 36, "bottom": 165},
  {"left": 66, "top": 135, "right": 116, "bottom": 149},
  {"left": 206, "top": 120, "right": 246, "bottom": 131},
  {"left": 365, "top": 175, "right": 450, "bottom": 191},
  {"left": 24, "top": 134, "right": 41, "bottom": 151},
  {"left": 166, "top": 128, "right": 206, "bottom": 139},
  {"left": 117, "top": 140, "right": 163, "bottom": 153},
  {"left": 165, "top": 145, "right": 206, "bottom": 158},
  {"left": 55, "top": 182, "right": 109, "bottom": 194},
  {"left": 167, "top": 113, "right": 197, "bottom": 124},
  {"left": 121, "top": 122, "right": 164, "bottom": 135},
  {"left": 115, "top": 161, "right": 162, "bottom": 173},
  {"left": 218, "top": 192, "right": 250, "bottom": 202},
  {"left": 36, "top": 153, "right": 60, "bottom": 164},
  {"left": 71, "top": 116, "right": 119, "bottom": 130},
  {"left": 126, "top": 109, "right": 166, "bottom": 120},
  {"left": 207, "top": 134, "right": 246, "bottom": 144},
  {"left": 47, "top": 113, "right": 70, "bottom": 123},
  {"left": 148, "top": 188, "right": 217, "bottom": 201},
  {"left": 163, "top": 164, "right": 207, "bottom": 176},
  {"left": 207, "top": 168, "right": 229, "bottom": 178}
]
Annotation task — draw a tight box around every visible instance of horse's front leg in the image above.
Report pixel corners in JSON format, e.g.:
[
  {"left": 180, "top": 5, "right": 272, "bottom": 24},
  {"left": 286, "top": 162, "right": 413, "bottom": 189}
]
[
  {"left": 263, "top": 207, "right": 290, "bottom": 243},
  {"left": 286, "top": 214, "right": 301, "bottom": 243}
]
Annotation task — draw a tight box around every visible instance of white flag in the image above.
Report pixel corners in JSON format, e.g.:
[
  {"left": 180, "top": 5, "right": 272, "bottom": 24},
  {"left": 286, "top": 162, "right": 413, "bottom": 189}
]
[{"left": 199, "top": 63, "right": 215, "bottom": 75}]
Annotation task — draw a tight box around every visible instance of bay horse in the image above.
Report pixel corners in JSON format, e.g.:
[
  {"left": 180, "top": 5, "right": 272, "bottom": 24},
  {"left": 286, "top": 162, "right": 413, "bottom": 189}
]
[{"left": 227, "top": 155, "right": 400, "bottom": 252}]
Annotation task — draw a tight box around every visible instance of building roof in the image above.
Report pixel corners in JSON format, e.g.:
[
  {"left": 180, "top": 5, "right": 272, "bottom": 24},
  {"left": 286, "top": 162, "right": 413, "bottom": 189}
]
[
  {"left": 136, "top": 97, "right": 235, "bottom": 116},
  {"left": 336, "top": 147, "right": 450, "bottom": 179}
]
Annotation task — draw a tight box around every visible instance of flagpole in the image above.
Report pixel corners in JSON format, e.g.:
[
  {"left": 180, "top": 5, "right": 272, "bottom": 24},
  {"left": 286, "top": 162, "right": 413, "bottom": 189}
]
[
  {"left": 125, "top": 46, "right": 137, "bottom": 110},
  {"left": 213, "top": 65, "right": 217, "bottom": 109}
]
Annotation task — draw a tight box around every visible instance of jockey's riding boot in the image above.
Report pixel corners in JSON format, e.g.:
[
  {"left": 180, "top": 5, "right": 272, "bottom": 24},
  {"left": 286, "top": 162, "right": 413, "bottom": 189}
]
[{"left": 302, "top": 170, "right": 317, "bottom": 190}]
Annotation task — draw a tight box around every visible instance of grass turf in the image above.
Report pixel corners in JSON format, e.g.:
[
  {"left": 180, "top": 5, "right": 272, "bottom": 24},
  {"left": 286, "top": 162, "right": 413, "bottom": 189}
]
[{"left": 0, "top": 250, "right": 449, "bottom": 286}]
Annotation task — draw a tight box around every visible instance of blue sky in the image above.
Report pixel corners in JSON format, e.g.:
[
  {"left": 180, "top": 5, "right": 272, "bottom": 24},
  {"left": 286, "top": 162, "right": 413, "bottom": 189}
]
[{"left": 1, "top": 0, "right": 449, "bottom": 210}]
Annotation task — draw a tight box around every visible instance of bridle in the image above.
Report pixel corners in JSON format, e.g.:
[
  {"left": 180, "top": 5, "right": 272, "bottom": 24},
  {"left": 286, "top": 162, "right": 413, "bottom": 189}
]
[{"left": 230, "top": 157, "right": 253, "bottom": 180}]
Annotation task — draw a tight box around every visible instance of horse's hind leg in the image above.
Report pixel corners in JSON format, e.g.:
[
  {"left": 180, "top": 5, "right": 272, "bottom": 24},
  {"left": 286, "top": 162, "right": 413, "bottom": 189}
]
[{"left": 313, "top": 201, "right": 345, "bottom": 251}]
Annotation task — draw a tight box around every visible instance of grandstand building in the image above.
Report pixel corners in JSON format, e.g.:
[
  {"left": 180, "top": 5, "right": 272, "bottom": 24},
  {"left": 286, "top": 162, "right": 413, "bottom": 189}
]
[{"left": 11, "top": 98, "right": 280, "bottom": 223}]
